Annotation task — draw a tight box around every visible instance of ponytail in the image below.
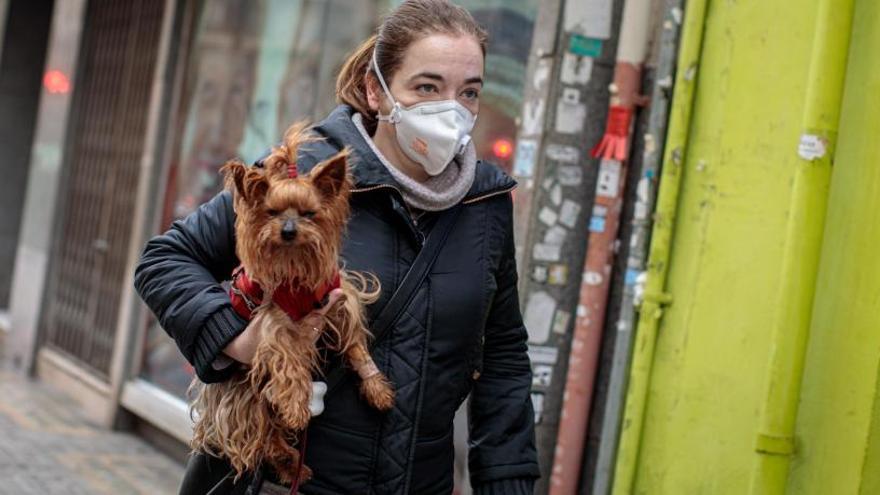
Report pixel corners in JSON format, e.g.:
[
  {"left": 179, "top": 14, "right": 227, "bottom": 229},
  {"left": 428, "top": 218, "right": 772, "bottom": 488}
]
[{"left": 336, "top": 35, "right": 378, "bottom": 132}]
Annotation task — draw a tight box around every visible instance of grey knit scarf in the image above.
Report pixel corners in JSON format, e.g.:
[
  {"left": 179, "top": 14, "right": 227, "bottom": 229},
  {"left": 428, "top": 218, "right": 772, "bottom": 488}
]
[{"left": 351, "top": 112, "right": 476, "bottom": 212}]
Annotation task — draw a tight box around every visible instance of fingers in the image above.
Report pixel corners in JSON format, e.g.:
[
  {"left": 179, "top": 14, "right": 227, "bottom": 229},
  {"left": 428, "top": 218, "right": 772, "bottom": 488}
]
[
  {"left": 299, "top": 290, "right": 345, "bottom": 339},
  {"left": 315, "top": 288, "right": 345, "bottom": 316}
]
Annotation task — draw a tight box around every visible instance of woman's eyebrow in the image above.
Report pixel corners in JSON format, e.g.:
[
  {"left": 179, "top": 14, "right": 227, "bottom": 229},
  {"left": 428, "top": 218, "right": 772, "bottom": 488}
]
[
  {"left": 410, "top": 72, "right": 445, "bottom": 82},
  {"left": 408, "top": 73, "right": 484, "bottom": 86}
]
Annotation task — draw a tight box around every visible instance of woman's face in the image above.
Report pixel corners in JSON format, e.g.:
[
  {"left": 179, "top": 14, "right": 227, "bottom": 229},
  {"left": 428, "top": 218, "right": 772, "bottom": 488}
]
[{"left": 367, "top": 33, "right": 485, "bottom": 116}]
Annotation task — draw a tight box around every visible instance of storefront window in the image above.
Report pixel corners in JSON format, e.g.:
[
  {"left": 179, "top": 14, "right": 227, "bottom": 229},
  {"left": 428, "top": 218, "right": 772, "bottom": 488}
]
[{"left": 140, "top": 0, "right": 538, "bottom": 399}]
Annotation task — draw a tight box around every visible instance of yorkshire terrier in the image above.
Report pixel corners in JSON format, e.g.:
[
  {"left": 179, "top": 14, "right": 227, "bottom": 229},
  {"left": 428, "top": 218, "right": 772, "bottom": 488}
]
[{"left": 189, "top": 123, "right": 394, "bottom": 484}]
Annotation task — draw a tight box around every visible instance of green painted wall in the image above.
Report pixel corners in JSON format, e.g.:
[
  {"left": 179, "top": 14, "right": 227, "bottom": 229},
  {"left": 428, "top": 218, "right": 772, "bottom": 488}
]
[
  {"left": 787, "top": 0, "right": 880, "bottom": 492},
  {"left": 629, "top": 0, "right": 819, "bottom": 492}
]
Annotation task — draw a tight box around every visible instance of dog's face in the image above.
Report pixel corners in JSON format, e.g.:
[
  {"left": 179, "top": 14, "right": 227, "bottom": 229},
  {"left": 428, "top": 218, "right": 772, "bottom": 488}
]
[{"left": 220, "top": 124, "right": 352, "bottom": 291}]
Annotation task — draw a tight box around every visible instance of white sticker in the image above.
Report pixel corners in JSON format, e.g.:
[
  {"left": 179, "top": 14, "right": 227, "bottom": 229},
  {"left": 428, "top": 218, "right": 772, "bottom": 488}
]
[
  {"left": 531, "top": 392, "right": 545, "bottom": 424},
  {"left": 558, "top": 165, "right": 583, "bottom": 186},
  {"left": 546, "top": 144, "right": 580, "bottom": 164},
  {"left": 555, "top": 89, "right": 587, "bottom": 134},
  {"left": 528, "top": 344, "right": 560, "bottom": 364},
  {"left": 798, "top": 134, "right": 827, "bottom": 160},
  {"left": 550, "top": 184, "right": 563, "bottom": 206},
  {"left": 593, "top": 205, "right": 608, "bottom": 216},
  {"left": 522, "top": 99, "right": 546, "bottom": 137},
  {"left": 525, "top": 292, "right": 558, "bottom": 344},
  {"left": 543, "top": 225, "right": 568, "bottom": 246},
  {"left": 559, "top": 200, "right": 581, "bottom": 228},
  {"left": 562, "top": 87, "right": 581, "bottom": 104},
  {"left": 532, "top": 265, "right": 548, "bottom": 283},
  {"left": 533, "top": 243, "right": 562, "bottom": 262},
  {"left": 539, "top": 207, "right": 558, "bottom": 226},
  {"left": 533, "top": 58, "right": 551, "bottom": 90},
  {"left": 634, "top": 177, "right": 650, "bottom": 220},
  {"left": 513, "top": 139, "right": 538, "bottom": 177},
  {"left": 564, "top": 0, "right": 613, "bottom": 39},
  {"left": 561, "top": 53, "right": 594, "bottom": 85},
  {"left": 584, "top": 271, "right": 603, "bottom": 285},
  {"left": 597, "top": 159, "right": 622, "bottom": 197},
  {"left": 552, "top": 310, "right": 571, "bottom": 334},
  {"left": 532, "top": 365, "right": 554, "bottom": 388}
]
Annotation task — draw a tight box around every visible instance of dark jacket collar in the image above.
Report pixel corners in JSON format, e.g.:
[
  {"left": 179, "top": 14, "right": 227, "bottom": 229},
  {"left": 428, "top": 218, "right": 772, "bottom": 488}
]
[{"left": 311, "top": 105, "right": 516, "bottom": 201}]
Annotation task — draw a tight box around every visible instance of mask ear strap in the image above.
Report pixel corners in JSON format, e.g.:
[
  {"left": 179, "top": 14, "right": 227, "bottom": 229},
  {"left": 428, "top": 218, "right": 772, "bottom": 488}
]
[{"left": 372, "top": 49, "right": 401, "bottom": 124}]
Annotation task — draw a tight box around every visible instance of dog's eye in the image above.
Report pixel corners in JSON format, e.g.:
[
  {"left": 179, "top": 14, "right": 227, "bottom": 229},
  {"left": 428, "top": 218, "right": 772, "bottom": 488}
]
[
  {"left": 267, "top": 209, "right": 279, "bottom": 216},
  {"left": 302, "top": 211, "right": 316, "bottom": 219}
]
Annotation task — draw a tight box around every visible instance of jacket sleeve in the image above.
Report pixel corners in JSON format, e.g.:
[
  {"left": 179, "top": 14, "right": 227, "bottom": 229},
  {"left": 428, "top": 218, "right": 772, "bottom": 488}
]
[
  {"left": 133, "top": 189, "right": 248, "bottom": 383},
  {"left": 468, "top": 194, "right": 540, "bottom": 492}
]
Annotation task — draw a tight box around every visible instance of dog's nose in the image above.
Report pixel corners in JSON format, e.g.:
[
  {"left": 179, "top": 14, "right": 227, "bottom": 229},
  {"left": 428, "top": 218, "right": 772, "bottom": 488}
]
[{"left": 281, "top": 219, "right": 297, "bottom": 241}]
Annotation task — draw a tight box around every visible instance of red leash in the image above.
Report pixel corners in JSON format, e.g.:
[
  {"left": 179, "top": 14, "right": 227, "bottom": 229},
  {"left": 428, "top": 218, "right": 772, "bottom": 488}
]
[{"left": 289, "top": 429, "right": 308, "bottom": 495}]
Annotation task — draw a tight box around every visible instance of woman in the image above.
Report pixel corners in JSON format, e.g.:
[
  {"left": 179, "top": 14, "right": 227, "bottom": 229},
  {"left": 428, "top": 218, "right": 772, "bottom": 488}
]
[{"left": 134, "top": 1, "right": 539, "bottom": 493}]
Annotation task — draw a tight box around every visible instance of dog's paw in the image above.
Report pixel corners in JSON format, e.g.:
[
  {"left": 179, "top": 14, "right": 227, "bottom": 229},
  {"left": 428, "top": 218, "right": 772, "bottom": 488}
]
[
  {"left": 361, "top": 373, "right": 395, "bottom": 411},
  {"left": 271, "top": 456, "right": 312, "bottom": 486},
  {"left": 277, "top": 402, "right": 312, "bottom": 431}
]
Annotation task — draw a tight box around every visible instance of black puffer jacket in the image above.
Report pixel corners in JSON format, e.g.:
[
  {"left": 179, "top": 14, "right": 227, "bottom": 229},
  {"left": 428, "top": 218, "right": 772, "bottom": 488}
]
[{"left": 134, "top": 105, "right": 540, "bottom": 494}]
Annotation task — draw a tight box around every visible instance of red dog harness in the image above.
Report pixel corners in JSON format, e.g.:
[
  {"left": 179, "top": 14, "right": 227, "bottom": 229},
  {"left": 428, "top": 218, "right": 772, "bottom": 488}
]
[{"left": 229, "top": 265, "right": 341, "bottom": 321}]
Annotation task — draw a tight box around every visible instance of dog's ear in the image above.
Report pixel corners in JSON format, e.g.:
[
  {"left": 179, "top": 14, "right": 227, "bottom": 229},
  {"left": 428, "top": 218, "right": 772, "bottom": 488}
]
[
  {"left": 242, "top": 168, "right": 269, "bottom": 204},
  {"left": 220, "top": 159, "right": 269, "bottom": 204},
  {"left": 310, "top": 149, "right": 350, "bottom": 199},
  {"left": 220, "top": 159, "right": 248, "bottom": 198}
]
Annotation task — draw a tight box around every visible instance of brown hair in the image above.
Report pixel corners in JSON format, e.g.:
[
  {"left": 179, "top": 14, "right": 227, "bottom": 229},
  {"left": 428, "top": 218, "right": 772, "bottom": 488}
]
[{"left": 336, "top": 0, "right": 488, "bottom": 133}]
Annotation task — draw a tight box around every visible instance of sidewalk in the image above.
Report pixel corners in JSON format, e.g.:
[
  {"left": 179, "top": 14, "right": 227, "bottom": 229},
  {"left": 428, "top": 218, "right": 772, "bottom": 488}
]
[{"left": 0, "top": 368, "right": 184, "bottom": 494}]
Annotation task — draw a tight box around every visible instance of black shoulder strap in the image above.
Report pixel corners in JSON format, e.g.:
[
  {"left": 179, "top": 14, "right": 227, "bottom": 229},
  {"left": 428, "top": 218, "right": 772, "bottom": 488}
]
[{"left": 323, "top": 204, "right": 463, "bottom": 395}]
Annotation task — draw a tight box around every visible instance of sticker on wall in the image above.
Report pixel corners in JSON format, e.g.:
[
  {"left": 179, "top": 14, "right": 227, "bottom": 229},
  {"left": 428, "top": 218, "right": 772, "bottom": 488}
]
[
  {"left": 548, "top": 264, "right": 569, "bottom": 285},
  {"left": 522, "top": 98, "right": 546, "bottom": 137},
  {"left": 528, "top": 345, "right": 560, "bottom": 364},
  {"left": 798, "top": 133, "right": 828, "bottom": 161},
  {"left": 559, "top": 200, "right": 581, "bottom": 228},
  {"left": 532, "top": 365, "right": 554, "bottom": 388},
  {"left": 557, "top": 165, "right": 583, "bottom": 186},
  {"left": 625, "top": 268, "right": 640, "bottom": 286},
  {"left": 543, "top": 225, "right": 568, "bottom": 246},
  {"left": 513, "top": 139, "right": 538, "bottom": 177},
  {"left": 556, "top": 88, "right": 587, "bottom": 134},
  {"left": 532, "top": 265, "right": 548, "bottom": 283},
  {"left": 546, "top": 144, "right": 580, "bottom": 164},
  {"left": 589, "top": 216, "right": 606, "bottom": 233},
  {"left": 550, "top": 183, "right": 563, "bottom": 206},
  {"left": 583, "top": 271, "right": 604, "bottom": 286},
  {"left": 561, "top": 52, "right": 594, "bottom": 85},
  {"left": 531, "top": 392, "right": 545, "bottom": 425},
  {"left": 525, "top": 292, "right": 557, "bottom": 344},
  {"left": 597, "top": 159, "right": 622, "bottom": 198},
  {"left": 533, "top": 57, "right": 552, "bottom": 90},
  {"left": 539, "top": 207, "right": 558, "bottom": 226},
  {"left": 634, "top": 177, "right": 651, "bottom": 220},
  {"left": 552, "top": 310, "right": 571, "bottom": 335},
  {"left": 569, "top": 35, "right": 604, "bottom": 57},
  {"left": 564, "top": 0, "right": 613, "bottom": 39},
  {"left": 533, "top": 243, "right": 562, "bottom": 262}
]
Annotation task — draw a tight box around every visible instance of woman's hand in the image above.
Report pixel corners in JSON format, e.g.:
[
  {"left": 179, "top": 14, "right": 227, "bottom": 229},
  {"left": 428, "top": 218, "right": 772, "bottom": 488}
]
[{"left": 222, "top": 288, "right": 345, "bottom": 364}]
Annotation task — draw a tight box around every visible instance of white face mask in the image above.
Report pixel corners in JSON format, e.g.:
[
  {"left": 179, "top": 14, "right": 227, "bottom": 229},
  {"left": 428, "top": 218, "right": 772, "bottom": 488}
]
[{"left": 372, "top": 50, "right": 477, "bottom": 176}]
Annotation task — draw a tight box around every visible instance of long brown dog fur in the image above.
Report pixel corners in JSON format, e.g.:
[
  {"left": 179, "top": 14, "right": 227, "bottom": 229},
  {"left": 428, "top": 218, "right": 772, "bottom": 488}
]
[{"left": 188, "top": 123, "right": 394, "bottom": 483}]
